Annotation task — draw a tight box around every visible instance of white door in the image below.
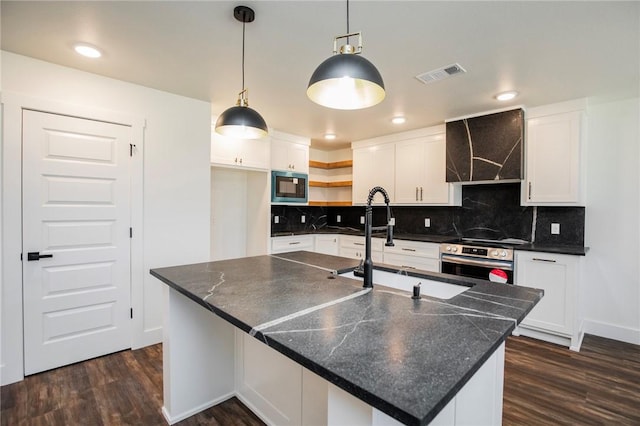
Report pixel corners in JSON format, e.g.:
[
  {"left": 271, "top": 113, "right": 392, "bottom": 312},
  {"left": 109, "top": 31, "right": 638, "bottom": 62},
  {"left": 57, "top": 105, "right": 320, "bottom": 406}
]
[{"left": 22, "top": 110, "right": 132, "bottom": 375}]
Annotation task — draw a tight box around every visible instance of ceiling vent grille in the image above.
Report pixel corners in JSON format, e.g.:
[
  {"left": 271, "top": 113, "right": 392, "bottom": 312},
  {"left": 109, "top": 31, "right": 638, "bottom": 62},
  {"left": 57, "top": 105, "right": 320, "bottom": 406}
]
[{"left": 416, "top": 63, "right": 467, "bottom": 85}]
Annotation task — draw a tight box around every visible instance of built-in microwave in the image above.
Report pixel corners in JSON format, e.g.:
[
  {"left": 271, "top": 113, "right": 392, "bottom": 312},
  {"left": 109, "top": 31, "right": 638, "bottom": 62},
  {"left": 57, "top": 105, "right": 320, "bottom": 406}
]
[{"left": 271, "top": 171, "right": 308, "bottom": 203}]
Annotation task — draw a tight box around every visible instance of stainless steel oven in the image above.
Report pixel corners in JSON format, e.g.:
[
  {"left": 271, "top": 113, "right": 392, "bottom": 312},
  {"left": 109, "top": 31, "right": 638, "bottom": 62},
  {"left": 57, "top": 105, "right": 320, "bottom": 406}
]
[{"left": 440, "top": 242, "right": 514, "bottom": 284}]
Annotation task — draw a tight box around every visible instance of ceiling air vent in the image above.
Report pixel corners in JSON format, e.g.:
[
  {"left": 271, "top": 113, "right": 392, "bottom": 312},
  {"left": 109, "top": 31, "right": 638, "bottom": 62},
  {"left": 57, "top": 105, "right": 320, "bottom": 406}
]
[{"left": 416, "top": 63, "right": 467, "bottom": 85}]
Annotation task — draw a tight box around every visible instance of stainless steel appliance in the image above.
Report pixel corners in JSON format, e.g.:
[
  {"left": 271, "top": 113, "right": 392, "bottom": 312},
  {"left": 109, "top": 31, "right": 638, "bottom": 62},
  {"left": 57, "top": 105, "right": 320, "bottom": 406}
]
[
  {"left": 271, "top": 171, "right": 308, "bottom": 203},
  {"left": 440, "top": 241, "right": 515, "bottom": 284}
]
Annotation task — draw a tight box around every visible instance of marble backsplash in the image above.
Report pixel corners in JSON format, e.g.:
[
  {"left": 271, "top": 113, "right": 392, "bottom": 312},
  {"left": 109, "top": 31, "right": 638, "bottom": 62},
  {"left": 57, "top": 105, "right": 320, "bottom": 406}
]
[{"left": 271, "top": 183, "right": 585, "bottom": 246}]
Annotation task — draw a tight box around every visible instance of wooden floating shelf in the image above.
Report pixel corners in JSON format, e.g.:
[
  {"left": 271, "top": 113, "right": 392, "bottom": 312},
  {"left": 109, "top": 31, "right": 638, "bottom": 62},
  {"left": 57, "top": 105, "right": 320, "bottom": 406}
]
[
  {"left": 309, "top": 180, "right": 352, "bottom": 188},
  {"left": 308, "top": 201, "right": 353, "bottom": 207},
  {"left": 308, "top": 160, "right": 353, "bottom": 169}
]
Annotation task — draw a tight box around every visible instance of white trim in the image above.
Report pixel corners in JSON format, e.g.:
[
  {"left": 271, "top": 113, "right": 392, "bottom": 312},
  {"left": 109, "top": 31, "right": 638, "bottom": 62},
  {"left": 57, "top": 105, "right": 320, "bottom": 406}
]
[
  {"left": 351, "top": 124, "right": 445, "bottom": 149},
  {"left": 445, "top": 105, "right": 526, "bottom": 123},
  {"left": 161, "top": 393, "right": 235, "bottom": 425},
  {"left": 0, "top": 91, "right": 145, "bottom": 384},
  {"left": 581, "top": 319, "right": 640, "bottom": 346}
]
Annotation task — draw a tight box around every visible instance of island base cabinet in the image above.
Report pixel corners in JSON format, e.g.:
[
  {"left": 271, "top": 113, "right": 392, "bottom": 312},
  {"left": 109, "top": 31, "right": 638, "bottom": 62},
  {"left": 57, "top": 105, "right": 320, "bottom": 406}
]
[{"left": 162, "top": 288, "right": 235, "bottom": 424}]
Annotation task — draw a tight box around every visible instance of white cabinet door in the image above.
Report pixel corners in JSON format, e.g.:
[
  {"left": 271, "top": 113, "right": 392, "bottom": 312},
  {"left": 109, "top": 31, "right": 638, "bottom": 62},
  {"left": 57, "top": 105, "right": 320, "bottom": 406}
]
[
  {"left": 524, "top": 110, "right": 583, "bottom": 205},
  {"left": 271, "top": 139, "right": 309, "bottom": 173},
  {"left": 394, "top": 138, "right": 424, "bottom": 203},
  {"left": 314, "top": 234, "right": 339, "bottom": 255},
  {"left": 339, "top": 236, "right": 383, "bottom": 262},
  {"left": 271, "top": 235, "right": 314, "bottom": 254},
  {"left": 515, "top": 251, "right": 578, "bottom": 336},
  {"left": 352, "top": 144, "right": 395, "bottom": 204},
  {"left": 395, "top": 134, "right": 453, "bottom": 205},
  {"left": 211, "top": 131, "right": 269, "bottom": 170},
  {"left": 383, "top": 240, "right": 440, "bottom": 272}
]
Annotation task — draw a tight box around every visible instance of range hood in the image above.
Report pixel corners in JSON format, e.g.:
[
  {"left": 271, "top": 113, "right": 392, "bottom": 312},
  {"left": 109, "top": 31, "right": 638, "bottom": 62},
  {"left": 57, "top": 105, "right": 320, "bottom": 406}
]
[{"left": 445, "top": 108, "right": 524, "bottom": 183}]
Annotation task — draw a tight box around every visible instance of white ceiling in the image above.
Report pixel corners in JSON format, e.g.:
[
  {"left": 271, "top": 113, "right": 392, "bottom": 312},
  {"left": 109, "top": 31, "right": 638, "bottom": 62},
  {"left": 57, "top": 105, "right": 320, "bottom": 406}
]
[{"left": 2, "top": 1, "right": 638, "bottom": 149}]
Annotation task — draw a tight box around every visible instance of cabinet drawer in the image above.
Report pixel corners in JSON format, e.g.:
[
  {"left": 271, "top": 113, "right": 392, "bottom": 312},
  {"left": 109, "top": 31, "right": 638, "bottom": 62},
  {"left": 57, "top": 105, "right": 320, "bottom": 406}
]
[
  {"left": 384, "top": 239, "right": 439, "bottom": 259},
  {"left": 383, "top": 252, "right": 440, "bottom": 272},
  {"left": 271, "top": 235, "right": 314, "bottom": 254},
  {"left": 339, "top": 235, "right": 384, "bottom": 252}
]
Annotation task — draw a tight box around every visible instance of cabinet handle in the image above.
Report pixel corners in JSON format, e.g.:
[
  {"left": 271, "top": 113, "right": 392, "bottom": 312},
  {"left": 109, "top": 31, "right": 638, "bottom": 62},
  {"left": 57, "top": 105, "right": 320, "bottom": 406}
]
[
  {"left": 401, "top": 248, "right": 416, "bottom": 252},
  {"left": 400, "top": 265, "right": 416, "bottom": 269},
  {"left": 420, "top": 187, "right": 423, "bottom": 201},
  {"left": 239, "top": 158, "right": 243, "bottom": 165},
  {"left": 532, "top": 257, "right": 556, "bottom": 263},
  {"left": 528, "top": 182, "right": 532, "bottom": 200},
  {"left": 416, "top": 187, "right": 419, "bottom": 201},
  {"left": 354, "top": 242, "right": 365, "bottom": 246},
  {"left": 235, "top": 157, "right": 238, "bottom": 163},
  {"left": 289, "top": 241, "right": 301, "bottom": 245}
]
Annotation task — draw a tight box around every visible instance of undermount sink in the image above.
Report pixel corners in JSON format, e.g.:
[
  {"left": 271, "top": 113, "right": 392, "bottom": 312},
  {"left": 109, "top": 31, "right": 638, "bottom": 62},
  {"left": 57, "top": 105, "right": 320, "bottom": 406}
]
[{"left": 339, "top": 268, "right": 469, "bottom": 300}]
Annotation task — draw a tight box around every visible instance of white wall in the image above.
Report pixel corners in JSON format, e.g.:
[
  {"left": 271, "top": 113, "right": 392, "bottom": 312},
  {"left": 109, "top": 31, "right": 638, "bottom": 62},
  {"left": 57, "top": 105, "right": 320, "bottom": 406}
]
[
  {"left": 1, "top": 51, "right": 211, "bottom": 384},
  {"left": 583, "top": 97, "right": 640, "bottom": 344}
]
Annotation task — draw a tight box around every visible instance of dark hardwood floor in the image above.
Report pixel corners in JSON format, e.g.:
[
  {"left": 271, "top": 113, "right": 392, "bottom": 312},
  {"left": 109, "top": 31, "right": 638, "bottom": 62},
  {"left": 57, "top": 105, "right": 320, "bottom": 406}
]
[{"left": 2, "top": 334, "right": 638, "bottom": 425}]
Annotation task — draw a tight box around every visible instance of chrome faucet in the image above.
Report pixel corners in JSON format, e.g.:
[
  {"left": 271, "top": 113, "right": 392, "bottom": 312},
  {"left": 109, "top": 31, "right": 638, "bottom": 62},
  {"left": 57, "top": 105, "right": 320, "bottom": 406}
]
[{"left": 361, "top": 186, "right": 394, "bottom": 288}]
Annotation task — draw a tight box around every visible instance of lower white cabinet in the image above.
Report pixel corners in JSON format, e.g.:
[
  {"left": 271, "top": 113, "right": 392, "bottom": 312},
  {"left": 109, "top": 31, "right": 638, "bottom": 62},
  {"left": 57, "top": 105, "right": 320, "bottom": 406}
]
[
  {"left": 271, "top": 235, "right": 314, "bottom": 254},
  {"left": 514, "top": 251, "right": 582, "bottom": 350},
  {"left": 236, "top": 332, "right": 327, "bottom": 426},
  {"left": 314, "top": 234, "right": 339, "bottom": 256},
  {"left": 339, "top": 235, "right": 384, "bottom": 262},
  {"left": 383, "top": 240, "right": 440, "bottom": 272}
]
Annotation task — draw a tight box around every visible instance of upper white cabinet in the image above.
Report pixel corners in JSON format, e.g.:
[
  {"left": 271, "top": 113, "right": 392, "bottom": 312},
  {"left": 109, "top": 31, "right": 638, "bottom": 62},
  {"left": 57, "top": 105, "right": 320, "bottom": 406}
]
[
  {"left": 352, "top": 144, "right": 395, "bottom": 205},
  {"left": 210, "top": 128, "right": 270, "bottom": 170},
  {"left": 271, "top": 130, "right": 310, "bottom": 174},
  {"left": 395, "top": 129, "right": 461, "bottom": 205},
  {"left": 352, "top": 125, "right": 460, "bottom": 206},
  {"left": 522, "top": 100, "right": 586, "bottom": 206},
  {"left": 515, "top": 251, "right": 582, "bottom": 351}
]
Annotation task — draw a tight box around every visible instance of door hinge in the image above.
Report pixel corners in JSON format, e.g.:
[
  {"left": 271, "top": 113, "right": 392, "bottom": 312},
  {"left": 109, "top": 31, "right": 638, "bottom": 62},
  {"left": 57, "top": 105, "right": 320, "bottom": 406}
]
[
  {"left": 130, "top": 308, "right": 133, "bottom": 319},
  {"left": 130, "top": 143, "right": 136, "bottom": 157},
  {"left": 130, "top": 227, "right": 133, "bottom": 238}
]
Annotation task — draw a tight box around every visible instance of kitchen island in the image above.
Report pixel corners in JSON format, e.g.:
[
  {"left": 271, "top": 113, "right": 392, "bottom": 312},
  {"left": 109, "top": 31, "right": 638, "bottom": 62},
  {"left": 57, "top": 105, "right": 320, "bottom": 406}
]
[{"left": 150, "top": 251, "right": 542, "bottom": 425}]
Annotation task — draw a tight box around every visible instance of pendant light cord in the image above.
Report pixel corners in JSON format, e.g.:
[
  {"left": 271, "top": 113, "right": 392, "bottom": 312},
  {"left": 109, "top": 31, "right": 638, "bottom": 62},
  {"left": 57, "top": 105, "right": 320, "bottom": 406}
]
[
  {"left": 242, "top": 13, "right": 246, "bottom": 91},
  {"left": 346, "top": 0, "right": 350, "bottom": 44}
]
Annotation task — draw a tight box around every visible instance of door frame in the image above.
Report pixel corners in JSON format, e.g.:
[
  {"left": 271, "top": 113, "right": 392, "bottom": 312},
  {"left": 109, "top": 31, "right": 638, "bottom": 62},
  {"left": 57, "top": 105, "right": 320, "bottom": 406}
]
[{"left": 1, "top": 92, "right": 145, "bottom": 385}]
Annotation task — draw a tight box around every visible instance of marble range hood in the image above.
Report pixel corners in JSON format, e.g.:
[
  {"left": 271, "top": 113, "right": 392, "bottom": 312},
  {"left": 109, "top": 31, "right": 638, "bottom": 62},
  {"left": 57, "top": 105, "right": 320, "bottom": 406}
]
[{"left": 445, "top": 108, "right": 524, "bottom": 183}]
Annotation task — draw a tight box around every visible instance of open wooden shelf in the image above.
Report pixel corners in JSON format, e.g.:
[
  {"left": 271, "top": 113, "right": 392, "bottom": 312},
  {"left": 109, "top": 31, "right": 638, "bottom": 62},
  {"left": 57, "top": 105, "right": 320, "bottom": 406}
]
[
  {"left": 309, "top": 180, "right": 352, "bottom": 188},
  {"left": 308, "top": 200, "right": 352, "bottom": 206},
  {"left": 308, "top": 160, "right": 353, "bottom": 169}
]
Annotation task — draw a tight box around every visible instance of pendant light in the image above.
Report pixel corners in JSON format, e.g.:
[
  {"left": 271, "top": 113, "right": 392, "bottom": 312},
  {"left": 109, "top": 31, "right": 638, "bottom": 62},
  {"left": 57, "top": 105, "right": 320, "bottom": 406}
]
[
  {"left": 215, "top": 6, "right": 268, "bottom": 139},
  {"left": 307, "top": 0, "right": 385, "bottom": 110}
]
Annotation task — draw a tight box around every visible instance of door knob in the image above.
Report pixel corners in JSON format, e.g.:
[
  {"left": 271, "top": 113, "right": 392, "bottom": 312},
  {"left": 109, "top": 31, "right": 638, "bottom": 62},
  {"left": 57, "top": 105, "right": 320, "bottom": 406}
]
[{"left": 27, "top": 252, "right": 53, "bottom": 261}]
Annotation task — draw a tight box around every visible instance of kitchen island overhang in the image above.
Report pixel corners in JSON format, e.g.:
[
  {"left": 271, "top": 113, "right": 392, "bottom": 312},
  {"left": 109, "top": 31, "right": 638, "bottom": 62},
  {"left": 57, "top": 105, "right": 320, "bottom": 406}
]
[{"left": 151, "top": 251, "right": 542, "bottom": 425}]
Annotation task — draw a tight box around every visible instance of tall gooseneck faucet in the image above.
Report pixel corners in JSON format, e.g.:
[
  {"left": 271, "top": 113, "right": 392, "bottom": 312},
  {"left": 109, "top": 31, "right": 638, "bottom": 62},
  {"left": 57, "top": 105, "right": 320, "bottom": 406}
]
[{"left": 363, "top": 186, "right": 394, "bottom": 288}]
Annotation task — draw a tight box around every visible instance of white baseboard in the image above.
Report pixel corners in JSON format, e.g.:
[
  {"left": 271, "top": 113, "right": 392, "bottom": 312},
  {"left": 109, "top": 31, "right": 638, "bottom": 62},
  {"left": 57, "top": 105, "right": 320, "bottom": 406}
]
[
  {"left": 132, "top": 326, "right": 163, "bottom": 350},
  {"left": 161, "top": 392, "right": 235, "bottom": 425},
  {"left": 581, "top": 319, "right": 640, "bottom": 345}
]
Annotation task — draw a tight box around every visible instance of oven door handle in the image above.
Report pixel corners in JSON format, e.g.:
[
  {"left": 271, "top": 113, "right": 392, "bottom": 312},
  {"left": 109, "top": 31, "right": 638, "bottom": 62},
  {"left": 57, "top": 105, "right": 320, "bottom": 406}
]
[{"left": 441, "top": 254, "right": 513, "bottom": 271}]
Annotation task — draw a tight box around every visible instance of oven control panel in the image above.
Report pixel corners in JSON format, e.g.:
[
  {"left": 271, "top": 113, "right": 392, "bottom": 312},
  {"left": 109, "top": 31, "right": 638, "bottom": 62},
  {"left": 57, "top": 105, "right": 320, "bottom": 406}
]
[{"left": 440, "top": 243, "right": 513, "bottom": 261}]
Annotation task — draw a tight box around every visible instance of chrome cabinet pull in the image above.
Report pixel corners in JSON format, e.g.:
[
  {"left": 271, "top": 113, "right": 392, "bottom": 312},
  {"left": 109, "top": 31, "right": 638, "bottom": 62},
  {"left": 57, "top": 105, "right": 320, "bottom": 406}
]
[
  {"left": 420, "top": 187, "right": 423, "bottom": 201},
  {"left": 528, "top": 182, "right": 532, "bottom": 200},
  {"left": 401, "top": 248, "right": 416, "bottom": 252},
  {"left": 532, "top": 257, "right": 556, "bottom": 263},
  {"left": 415, "top": 187, "right": 419, "bottom": 201},
  {"left": 289, "top": 241, "right": 301, "bottom": 245}
]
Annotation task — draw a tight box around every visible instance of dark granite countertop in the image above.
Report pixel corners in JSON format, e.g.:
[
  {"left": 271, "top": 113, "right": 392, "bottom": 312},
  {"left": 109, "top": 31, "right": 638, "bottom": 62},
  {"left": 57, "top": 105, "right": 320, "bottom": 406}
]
[
  {"left": 271, "top": 228, "right": 589, "bottom": 255},
  {"left": 150, "top": 251, "right": 542, "bottom": 425}
]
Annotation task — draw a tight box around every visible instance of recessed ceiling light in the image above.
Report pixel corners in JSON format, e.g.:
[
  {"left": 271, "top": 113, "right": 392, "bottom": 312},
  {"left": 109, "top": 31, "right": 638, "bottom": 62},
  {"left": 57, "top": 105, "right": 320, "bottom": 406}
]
[
  {"left": 74, "top": 43, "right": 102, "bottom": 58},
  {"left": 495, "top": 91, "right": 518, "bottom": 101},
  {"left": 391, "top": 116, "right": 406, "bottom": 125},
  {"left": 324, "top": 133, "right": 336, "bottom": 140}
]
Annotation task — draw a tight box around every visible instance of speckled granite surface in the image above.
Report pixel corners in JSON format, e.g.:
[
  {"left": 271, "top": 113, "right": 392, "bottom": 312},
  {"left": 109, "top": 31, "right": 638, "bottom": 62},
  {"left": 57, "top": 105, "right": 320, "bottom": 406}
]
[{"left": 150, "top": 251, "right": 542, "bottom": 425}]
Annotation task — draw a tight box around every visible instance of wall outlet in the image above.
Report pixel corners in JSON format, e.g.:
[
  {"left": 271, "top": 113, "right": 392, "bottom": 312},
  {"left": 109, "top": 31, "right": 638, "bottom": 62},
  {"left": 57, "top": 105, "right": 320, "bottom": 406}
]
[
  {"left": 336, "top": 215, "right": 341, "bottom": 223},
  {"left": 360, "top": 216, "right": 365, "bottom": 225},
  {"left": 424, "top": 218, "right": 431, "bottom": 228},
  {"left": 389, "top": 218, "right": 396, "bottom": 226},
  {"left": 274, "top": 215, "right": 279, "bottom": 224},
  {"left": 551, "top": 223, "right": 560, "bottom": 234},
  {"left": 301, "top": 215, "right": 306, "bottom": 224}
]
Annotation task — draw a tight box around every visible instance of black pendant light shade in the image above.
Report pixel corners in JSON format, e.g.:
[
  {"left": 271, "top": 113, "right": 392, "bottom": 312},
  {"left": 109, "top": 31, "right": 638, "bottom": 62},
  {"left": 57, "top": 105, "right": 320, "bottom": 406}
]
[
  {"left": 307, "top": 0, "right": 385, "bottom": 110},
  {"left": 215, "top": 6, "right": 268, "bottom": 139},
  {"left": 215, "top": 104, "right": 268, "bottom": 139},
  {"left": 307, "top": 52, "right": 385, "bottom": 110}
]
